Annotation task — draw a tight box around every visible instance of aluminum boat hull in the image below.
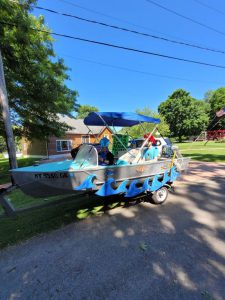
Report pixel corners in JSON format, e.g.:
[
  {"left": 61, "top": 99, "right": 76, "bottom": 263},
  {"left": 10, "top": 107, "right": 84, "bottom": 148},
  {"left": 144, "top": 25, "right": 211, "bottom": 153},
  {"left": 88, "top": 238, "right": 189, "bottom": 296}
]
[{"left": 11, "top": 158, "right": 189, "bottom": 197}]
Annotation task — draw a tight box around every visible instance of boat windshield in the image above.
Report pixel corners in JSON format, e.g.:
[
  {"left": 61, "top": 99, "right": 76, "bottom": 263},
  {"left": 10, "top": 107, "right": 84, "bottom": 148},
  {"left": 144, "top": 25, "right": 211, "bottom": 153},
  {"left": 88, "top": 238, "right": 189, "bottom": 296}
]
[{"left": 75, "top": 144, "right": 98, "bottom": 168}]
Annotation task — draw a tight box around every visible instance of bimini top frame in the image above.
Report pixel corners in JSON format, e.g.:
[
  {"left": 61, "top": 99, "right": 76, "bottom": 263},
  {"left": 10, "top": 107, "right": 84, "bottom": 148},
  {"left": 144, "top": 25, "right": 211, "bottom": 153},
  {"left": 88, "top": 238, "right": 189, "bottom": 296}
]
[{"left": 84, "top": 112, "right": 161, "bottom": 159}]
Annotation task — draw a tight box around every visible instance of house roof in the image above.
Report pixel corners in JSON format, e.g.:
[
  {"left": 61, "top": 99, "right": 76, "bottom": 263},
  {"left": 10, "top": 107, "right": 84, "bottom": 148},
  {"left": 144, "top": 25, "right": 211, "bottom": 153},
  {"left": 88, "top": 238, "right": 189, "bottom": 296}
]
[{"left": 58, "top": 115, "right": 109, "bottom": 135}]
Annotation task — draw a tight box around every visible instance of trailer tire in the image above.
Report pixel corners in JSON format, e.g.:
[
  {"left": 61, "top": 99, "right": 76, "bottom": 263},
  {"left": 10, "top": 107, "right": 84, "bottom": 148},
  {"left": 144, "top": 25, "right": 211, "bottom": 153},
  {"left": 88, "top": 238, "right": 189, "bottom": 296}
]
[{"left": 152, "top": 186, "right": 168, "bottom": 204}]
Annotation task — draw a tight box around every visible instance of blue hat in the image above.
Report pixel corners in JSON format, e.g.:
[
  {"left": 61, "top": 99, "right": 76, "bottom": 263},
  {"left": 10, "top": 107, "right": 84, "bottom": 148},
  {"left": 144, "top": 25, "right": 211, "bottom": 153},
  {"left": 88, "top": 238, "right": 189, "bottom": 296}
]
[{"left": 100, "top": 137, "right": 110, "bottom": 147}]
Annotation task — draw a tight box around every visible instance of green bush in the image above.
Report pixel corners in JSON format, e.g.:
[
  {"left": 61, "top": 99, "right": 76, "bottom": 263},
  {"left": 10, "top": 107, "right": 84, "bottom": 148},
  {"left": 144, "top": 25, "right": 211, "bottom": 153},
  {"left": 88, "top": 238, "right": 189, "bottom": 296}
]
[
  {"left": 0, "top": 136, "right": 22, "bottom": 154},
  {"left": 0, "top": 136, "right": 7, "bottom": 153}
]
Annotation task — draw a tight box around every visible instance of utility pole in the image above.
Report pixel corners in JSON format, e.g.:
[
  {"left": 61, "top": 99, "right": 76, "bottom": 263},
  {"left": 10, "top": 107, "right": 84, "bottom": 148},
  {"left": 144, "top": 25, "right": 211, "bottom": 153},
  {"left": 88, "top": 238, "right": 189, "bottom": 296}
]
[{"left": 0, "top": 48, "right": 18, "bottom": 177}]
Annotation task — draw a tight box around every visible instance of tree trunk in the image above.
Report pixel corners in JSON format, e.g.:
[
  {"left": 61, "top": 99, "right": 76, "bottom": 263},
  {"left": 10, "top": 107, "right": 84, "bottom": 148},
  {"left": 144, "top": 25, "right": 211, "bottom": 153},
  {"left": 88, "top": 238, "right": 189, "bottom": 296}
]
[{"left": 0, "top": 48, "right": 18, "bottom": 185}]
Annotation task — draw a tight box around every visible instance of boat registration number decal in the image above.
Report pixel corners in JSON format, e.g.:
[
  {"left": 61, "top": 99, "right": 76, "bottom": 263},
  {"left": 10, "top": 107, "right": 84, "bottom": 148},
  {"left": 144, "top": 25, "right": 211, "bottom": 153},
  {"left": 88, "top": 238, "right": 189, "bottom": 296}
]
[{"left": 34, "top": 173, "right": 69, "bottom": 179}]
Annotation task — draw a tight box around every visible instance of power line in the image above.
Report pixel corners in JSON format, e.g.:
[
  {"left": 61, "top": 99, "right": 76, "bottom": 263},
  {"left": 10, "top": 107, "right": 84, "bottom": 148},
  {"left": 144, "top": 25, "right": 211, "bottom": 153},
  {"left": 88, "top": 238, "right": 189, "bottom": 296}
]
[
  {"left": 54, "top": 0, "right": 134, "bottom": 24},
  {"left": 53, "top": 0, "right": 216, "bottom": 47},
  {"left": 62, "top": 54, "right": 225, "bottom": 84},
  {"left": 26, "top": 4, "right": 225, "bottom": 55},
  {"left": 145, "top": 0, "right": 225, "bottom": 37},
  {"left": 2, "top": 20, "right": 225, "bottom": 69},
  {"left": 193, "top": 0, "right": 225, "bottom": 17}
]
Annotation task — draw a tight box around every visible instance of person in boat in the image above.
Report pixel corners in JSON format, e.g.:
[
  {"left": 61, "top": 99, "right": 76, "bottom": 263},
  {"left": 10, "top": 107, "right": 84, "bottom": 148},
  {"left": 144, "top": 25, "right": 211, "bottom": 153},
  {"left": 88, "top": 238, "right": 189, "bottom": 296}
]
[
  {"left": 130, "top": 140, "right": 137, "bottom": 149},
  {"left": 142, "top": 141, "right": 160, "bottom": 161},
  {"left": 98, "top": 146, "right": 114, "bottom": 165}
]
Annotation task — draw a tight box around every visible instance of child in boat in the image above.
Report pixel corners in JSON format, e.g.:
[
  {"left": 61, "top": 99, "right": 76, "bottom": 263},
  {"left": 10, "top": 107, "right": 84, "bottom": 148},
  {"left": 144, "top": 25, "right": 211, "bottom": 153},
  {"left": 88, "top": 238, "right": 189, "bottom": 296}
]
[
  {"left": 98, "top": 146, "right": 114, "bottom": 165},
  {"left": 143, "top": 142, "right": 160, "bottom": 161}
]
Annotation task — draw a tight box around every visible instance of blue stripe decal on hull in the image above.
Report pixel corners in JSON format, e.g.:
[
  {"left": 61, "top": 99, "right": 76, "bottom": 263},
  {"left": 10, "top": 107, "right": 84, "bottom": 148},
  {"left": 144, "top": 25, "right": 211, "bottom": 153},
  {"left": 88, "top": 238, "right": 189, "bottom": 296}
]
[
  {"left": 75, "top": 167, "right": 180, "bottom": 197},
  {"left": 95, "top": 178, "right": 128, "bottom": 196},
  {"left": 74, "top": 174, "right": 96, "bottom": 190}
]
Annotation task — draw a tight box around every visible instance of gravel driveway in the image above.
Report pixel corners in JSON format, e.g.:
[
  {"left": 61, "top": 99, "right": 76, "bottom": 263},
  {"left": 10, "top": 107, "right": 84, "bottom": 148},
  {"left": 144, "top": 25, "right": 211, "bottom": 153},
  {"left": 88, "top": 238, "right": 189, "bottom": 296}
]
[{"left": 0, "top": 161, "right": 225, "bottom": 300}]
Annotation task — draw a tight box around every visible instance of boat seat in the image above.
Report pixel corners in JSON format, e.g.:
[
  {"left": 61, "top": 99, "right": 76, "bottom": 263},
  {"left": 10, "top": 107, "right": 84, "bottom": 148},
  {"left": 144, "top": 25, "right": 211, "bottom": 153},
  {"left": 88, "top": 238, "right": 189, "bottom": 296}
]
[{"left": 117, "top": 149, "right": 141, "bottom": 165}]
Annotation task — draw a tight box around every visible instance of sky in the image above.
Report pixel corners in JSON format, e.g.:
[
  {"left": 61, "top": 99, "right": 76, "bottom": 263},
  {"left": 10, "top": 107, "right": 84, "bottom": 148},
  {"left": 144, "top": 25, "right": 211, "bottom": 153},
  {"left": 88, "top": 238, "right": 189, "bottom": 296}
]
[{"left": 32, "top": 0, "right": 225, "bottom": 113}]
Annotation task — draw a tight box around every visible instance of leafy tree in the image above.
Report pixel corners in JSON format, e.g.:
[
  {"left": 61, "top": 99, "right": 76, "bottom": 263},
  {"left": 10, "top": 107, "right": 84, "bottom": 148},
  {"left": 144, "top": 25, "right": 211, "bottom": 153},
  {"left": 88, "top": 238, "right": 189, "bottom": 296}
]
[
  {"left": 207, "top": 87, "right": 225, "bottom": 129},
  {"left": 76, "top": 105, "right": 99, "bottom": 119},
  {"left": 204, "top": 90, "right": 214, "bottom": 103},
  {"left": 120, "top": 107, "right": 170, "bottom": 138},
  {"left": 0, "top": 135, "right": 21, "bottom": 153},
  {"left": 158, "top": 89, "right": 209, "bottom": 142},
  {"left": 0, "top": 0, "right": 79, "bottom": 140}
]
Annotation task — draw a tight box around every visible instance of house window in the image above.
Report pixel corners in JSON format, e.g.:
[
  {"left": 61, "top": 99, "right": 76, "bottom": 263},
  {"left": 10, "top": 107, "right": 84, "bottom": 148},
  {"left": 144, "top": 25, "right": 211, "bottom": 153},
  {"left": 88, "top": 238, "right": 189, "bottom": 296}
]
[
  {"left": 56, "top": 140, "right": 72, "bottom": 152},
  {"left": 81, "top": 135, "right": 90, "bottom": 144}
]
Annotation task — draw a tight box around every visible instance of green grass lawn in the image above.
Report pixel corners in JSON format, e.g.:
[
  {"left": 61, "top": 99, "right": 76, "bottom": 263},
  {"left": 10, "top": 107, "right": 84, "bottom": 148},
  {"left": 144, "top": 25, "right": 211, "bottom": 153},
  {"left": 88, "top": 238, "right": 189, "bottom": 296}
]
[
  {"left": 0, "top": 157, "right": 38, "bottom": 185},
  {"left": 0, "top": 192, "right": 128, "bottom": 249},
  {"left": 0, "top": 188, "right": 75, "bottom": 215},
  {"left": 175, "top": 141, "right": 225, "bottom": 162}
]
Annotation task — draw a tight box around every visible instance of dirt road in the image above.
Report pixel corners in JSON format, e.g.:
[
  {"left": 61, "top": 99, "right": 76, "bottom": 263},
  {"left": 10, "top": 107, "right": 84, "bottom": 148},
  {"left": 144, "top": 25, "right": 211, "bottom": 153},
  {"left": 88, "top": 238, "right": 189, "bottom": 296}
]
[{"left": 0, "top": 162, "right": 225, "bottom": 300}]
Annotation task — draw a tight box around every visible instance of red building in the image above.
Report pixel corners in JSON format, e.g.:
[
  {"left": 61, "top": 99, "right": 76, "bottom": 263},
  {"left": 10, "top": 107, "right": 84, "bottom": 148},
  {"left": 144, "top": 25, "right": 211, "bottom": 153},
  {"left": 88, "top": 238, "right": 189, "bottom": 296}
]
[{"left": 207, "top": 130, "right": 225, "bottom": 141}]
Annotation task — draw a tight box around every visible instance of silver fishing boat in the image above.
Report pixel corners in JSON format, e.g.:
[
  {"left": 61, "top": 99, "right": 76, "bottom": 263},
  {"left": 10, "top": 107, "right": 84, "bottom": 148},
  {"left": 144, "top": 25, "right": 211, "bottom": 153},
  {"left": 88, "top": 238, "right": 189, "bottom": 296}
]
[{"left": 11, "top": 112, "right": 189, "bottom": 204}]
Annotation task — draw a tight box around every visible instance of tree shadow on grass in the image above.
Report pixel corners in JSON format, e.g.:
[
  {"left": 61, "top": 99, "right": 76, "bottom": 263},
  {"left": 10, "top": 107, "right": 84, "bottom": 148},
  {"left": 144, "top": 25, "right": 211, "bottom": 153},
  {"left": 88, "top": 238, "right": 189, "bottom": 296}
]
[{"left": 0, "top": 190, "right": 150, "bottom": 249}]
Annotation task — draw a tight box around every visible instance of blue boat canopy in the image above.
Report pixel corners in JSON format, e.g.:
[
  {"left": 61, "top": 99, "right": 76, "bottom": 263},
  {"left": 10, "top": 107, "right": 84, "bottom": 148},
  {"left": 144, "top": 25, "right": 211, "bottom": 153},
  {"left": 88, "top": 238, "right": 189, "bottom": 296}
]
[{"left": 84, "top": 112, "right": 160, "bottom": 127}]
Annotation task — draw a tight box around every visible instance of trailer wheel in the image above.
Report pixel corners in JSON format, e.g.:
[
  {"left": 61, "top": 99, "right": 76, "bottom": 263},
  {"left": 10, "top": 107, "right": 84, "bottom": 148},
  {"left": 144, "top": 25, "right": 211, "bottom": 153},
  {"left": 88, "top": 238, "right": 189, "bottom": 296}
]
[{"left": 152, "top": 187, "right": 168, "bottom": 204}]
